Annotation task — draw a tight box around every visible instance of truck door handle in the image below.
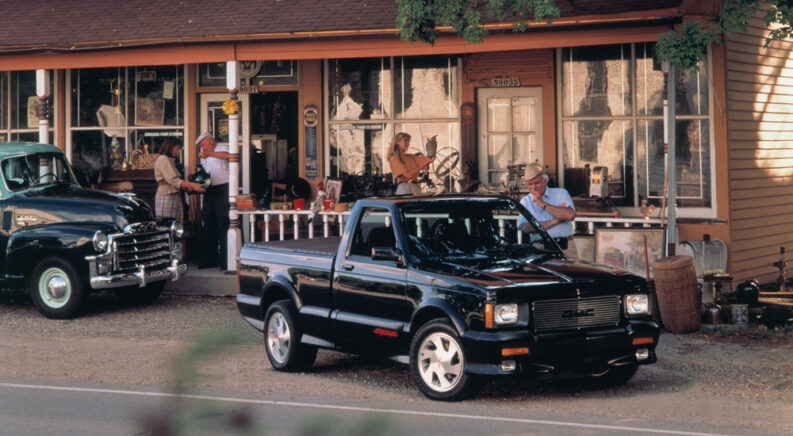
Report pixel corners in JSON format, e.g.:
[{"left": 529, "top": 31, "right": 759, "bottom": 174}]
[{"left": 341, "top": 264, "right": 355, "bottom": 271}]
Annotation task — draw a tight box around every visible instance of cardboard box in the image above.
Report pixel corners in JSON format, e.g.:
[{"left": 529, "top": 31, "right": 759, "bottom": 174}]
[{"left": 236, "top": 194, "right": 257, "bottom": 211}]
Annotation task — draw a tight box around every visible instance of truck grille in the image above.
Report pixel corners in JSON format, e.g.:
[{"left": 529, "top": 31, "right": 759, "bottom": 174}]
[
  {"left": 112, "top": 230, "right": 171, "bottom": 274},
  {"left": 532, "top": 296, "right": 621, "bottom": 333}
]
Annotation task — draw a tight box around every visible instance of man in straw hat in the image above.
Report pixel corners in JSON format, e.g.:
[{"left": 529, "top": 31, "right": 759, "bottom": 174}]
[{"left": 516, "top": 162, "right": 577, "bottom": 259}]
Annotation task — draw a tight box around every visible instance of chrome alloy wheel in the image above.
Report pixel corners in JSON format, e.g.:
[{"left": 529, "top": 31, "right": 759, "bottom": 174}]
[
  {"left": 417, "top": 331, "right": 464, "bottom": 393},
  {"left": 267, "top": 312, "right": 291, "bottom": 364},
  {"left": 38, "top": 267, "right": 71, "bottom": 309}
]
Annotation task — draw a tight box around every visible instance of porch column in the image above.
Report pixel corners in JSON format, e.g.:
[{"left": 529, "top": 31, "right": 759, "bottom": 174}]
[
  {"left": 664, "top": 64, "right": 677, "bottom": 256},
  {"left": 36, "top": 69, "right": 50, "bottom": 144},
  {"left": 226, "top": 61, "right": 242, "bottom": 271}
]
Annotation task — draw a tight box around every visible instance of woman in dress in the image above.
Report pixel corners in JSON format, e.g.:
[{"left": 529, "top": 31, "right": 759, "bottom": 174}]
[
  {"left": 387, "top": 133, "right": 435, "bottom": 195},
  {"left": 154, "top": 137, "right": 204, "bottom": 222}
]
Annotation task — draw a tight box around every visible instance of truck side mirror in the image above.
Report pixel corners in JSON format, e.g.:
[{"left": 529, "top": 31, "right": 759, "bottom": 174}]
[{"left": 371, "top": 246, "right": 402, "bottom": 263}]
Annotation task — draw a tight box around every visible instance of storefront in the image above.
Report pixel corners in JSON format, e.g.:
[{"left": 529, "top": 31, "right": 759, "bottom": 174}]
[{"left": 7, "top": 0, "right": 786, "bottom": 283}]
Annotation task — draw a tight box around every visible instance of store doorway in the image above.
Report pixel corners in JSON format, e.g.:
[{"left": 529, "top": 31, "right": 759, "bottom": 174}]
[
  {"left": 249, "top": 92, "right": 299, "bottom": 200},
  {"left": 477, "top": 87, "right": 543, "bottom": 184},
  {"left": 199, "top": 93, "right": 250, "bottom": 194}
]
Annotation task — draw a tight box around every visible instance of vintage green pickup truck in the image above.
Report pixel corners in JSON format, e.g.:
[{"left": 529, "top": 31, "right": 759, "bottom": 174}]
[{"left": 0, "top": 142, "right": 187, "bottom": 318}]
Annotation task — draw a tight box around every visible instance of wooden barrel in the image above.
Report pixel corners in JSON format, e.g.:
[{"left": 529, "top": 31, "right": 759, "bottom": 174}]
[{"left": 653, "top": 255, "right": 700, "bottom": 333}]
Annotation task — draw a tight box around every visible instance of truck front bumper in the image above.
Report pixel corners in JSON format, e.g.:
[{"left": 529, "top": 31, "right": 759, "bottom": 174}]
[
  {"left": 461, "top": 320, "right": 660, "bottom": 376},
  {"left": 89, "top": 259, "right": 187, "bottom": 290}
]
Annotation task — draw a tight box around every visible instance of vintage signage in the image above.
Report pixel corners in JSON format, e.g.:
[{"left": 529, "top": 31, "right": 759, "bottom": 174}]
[
  {"left": 238, "top": 85, "right": 259, "bottom": 94},
  {"left": 338, "top": 123, "right": 383, "bottom": 130},
  {"left": 491, "top": 77, "right": 520, "bottom": 87},
  {"left": 304, "top": 104, "right": 319, "bottom": 179}
]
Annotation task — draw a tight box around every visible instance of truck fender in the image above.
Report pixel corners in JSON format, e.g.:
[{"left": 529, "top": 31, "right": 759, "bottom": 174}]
[
  {"left": 408, "top": 299, "right": 469, "bottom": 338},
  {"left": 5, "top": 223, "right": 111, "bottom": 280},
  {"left": 260, "top": 273, "right": 302, "bottom": 314}
]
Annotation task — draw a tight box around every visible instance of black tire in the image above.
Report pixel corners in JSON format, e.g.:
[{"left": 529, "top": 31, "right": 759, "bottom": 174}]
[
  {"left": 117, "top": 280, "right": 167, "bottom": 304},
  {"left": 30, "top": 256, "right": 86, "bottom": 319},
  {"left": 409, "top": 320, "right": 475, "bottom": 401},
  {"left": 264, "top": 300, "right": 317, "bottom": 372},
  {"left": 592, "top": 363, "right": 639, "bottom": 386}
]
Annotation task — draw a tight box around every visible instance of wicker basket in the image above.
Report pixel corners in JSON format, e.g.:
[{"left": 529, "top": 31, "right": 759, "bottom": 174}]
[{"left": 653, "top": 255, "right": 701, "bottom": 333}]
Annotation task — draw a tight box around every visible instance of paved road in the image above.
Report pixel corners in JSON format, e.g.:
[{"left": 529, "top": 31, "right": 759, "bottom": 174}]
[
  {"left": 0, "top": 380, "right": 754, "bottom": 436},
  {"left": 0, "top": 293, "right": 791, "bottom": 435}
]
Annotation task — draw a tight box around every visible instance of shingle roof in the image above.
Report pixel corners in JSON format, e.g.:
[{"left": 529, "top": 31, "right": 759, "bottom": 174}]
[{"left": 0, "top": 0, "right": 683, "bottom": 50}]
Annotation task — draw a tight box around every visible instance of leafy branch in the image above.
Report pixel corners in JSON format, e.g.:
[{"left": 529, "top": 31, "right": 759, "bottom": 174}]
[{"left": 396, "top": 0, "right": 793, "bottom": 70}]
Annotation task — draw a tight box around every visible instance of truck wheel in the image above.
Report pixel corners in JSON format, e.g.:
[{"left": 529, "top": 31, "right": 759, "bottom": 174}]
[
  {"left": 409, "top": 320, "right": 474, "bottom": 401},
  {"left": 30, "top": 257, "right": 86, "bottom": 319},
  {"left": 117, "top": 281, "right": 167, "bottom": 304},
  {"left": 264, "top": 300, "right": 317, "bottom": 372}
]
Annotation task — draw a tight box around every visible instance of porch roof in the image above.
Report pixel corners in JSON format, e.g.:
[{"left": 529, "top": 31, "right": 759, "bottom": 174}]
[{"left": 0, "top": 0, "right": 684, "bottom": 52}]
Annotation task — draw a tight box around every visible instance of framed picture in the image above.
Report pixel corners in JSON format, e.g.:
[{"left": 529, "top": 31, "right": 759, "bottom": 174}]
[
  {"left": 595, "top": 227, "right": 665, "bottom": 279},
  {"left": 575, "top": 235, "right": 595, "bottom": 263},
  {"left": 27, "top": 96, "right": 40, "bottom": 128},
  {"left": 135, "top": 98, "right": 165, "bottom": 126},
  {"left": 325, "top": 179, "right": 343, "bottom": 204}
]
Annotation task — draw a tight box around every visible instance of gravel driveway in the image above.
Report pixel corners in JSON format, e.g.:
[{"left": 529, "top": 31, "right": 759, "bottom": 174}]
[{"left": 1, "top": 293, "right": 792, "bottom": 434}]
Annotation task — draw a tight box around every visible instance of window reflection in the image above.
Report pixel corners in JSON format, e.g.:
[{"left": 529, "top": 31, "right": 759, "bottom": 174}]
[
  {"left": 329, "top": 58, "right": 390, "bottom": 121},
  {"left": 327, "top": 56, "right": 461, "bottom": 186},
  {"left": 560, "top": 44, "right": 712, "bottom": 210}
]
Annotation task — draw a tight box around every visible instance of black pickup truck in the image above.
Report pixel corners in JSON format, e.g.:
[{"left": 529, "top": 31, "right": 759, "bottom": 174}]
[{"left": 237, "top": 195, "right": 659, "bottom": 400}]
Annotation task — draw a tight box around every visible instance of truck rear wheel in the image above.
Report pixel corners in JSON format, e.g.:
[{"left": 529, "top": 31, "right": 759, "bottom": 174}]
[
  {"left": 264, "top": 300, "right": 317, "bottom": 371},
  {"left": 409, "top": 320, "right": 476, "bottom": 401},
  {"left": 30, "top": 256, "right": 86, "bottom": 319}
]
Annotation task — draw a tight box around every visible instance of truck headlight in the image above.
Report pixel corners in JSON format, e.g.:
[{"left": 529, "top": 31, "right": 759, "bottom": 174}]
[
  {"left": 170, "top": 222, "right": 184, "bottom": 239},
  {"left": 625, "top": 294, "right": 649, "bottom": 316},
  {"left": 494, "top": 303, "right": 519, "bottom": 325},
  {"left": 93, "top": 231, "right": 108, "bottom": 252}
]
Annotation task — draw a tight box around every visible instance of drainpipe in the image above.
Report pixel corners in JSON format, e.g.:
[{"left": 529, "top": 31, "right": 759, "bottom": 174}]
[{"left": 226, "top": 61, "right": 241, "bottom": 271}]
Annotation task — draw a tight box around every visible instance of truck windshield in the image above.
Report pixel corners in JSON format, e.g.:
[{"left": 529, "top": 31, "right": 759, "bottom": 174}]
[
  {"left": 399, "top": 198, "right": 559, "bottom": 260},
  {"left": 1, "top": 152, "right": 77, "bottom": 191}
]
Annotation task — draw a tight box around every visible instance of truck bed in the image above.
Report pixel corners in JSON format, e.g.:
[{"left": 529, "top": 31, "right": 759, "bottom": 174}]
[{"left": 244, "top": 237, "right": 341, "bottom": 257}]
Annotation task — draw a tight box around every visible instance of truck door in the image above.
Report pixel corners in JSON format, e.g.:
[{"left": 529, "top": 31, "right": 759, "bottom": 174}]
[{"left": 332, "top": 206, "right": 410, "bottom": 352}]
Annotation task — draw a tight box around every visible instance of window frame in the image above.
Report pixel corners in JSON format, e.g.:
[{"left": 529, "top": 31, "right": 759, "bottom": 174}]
[
  {"left": 323, "top": 56, "right": 463, "bottom": 180},
  {"left": 555, "top": 45, "right": 717, "bottom": 219},
  {"left": 0, "top": 71, "right": 57, "bottom": 143},
  {"left": 65, "top": 65, "right": 187, "bottom": 167}
]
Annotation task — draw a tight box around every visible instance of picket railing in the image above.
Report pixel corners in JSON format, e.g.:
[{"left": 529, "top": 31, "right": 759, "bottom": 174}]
[{"left": 239, "top": 209, "right": 663, "bottom": 243}]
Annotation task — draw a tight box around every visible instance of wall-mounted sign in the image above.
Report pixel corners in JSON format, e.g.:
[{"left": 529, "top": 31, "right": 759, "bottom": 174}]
[
  {"left": 491, "top": 77, "right": 520, "bottom": 87},
  {"left": 136, "top": 71, "right": 156, "bottom": 82},
  {"left": 304, "top": 104, "right": 319, "bottom": 179},
  {"left": 239, "top": 61, "right": 263, "bottom": 79},
  {"left": 238, "top": 85, "right": 259, "bottom": 94}
]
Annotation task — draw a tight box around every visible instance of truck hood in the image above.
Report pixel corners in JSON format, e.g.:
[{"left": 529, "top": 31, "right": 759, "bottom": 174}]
[
  {"left": 417, "top": 254, "right": 645, "bottom": 295},
  {"left": 12, "top": 184, "right": 154, "bottom": 230}
]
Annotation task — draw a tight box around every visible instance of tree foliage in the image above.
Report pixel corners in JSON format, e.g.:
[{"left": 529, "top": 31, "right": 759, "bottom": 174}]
[{"left": 396, "top": 0, "right": 793, "bottom": 70}]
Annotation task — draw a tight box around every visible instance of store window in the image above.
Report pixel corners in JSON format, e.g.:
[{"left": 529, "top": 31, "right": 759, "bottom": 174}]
[
  {"left": 326, "top": 56, "right": 460, "bottom": 188},
  {"left": 559, "top": 43, "right": 713, "bottom": 215},
  {"left": 0, "top": 70, "right": 55, "bottom": 142},
  {"left": 68, "top": 66, "right": 184, "bottom": 184},
  {"left": 197, "top": 61, "right": 299, "bottom": 88}
]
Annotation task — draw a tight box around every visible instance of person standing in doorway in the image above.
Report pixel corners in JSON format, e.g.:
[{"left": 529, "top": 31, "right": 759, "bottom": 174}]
[
  {"left": 196, "top": 131, "right": 230, "bottom": 269},
  {"left": 154, "top": 137, "right": 204, "bottom": 222},
  {"left": 517, "top": 162, "right": 577, "bottom": 259},
  {"left": 387, "top": 132, "right": 435, "bottom": 195}
]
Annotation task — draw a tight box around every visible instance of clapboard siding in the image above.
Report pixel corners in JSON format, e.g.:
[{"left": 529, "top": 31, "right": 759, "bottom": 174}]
[{"left": 726, "top": 2, "right": 793, "bottom": 284}]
